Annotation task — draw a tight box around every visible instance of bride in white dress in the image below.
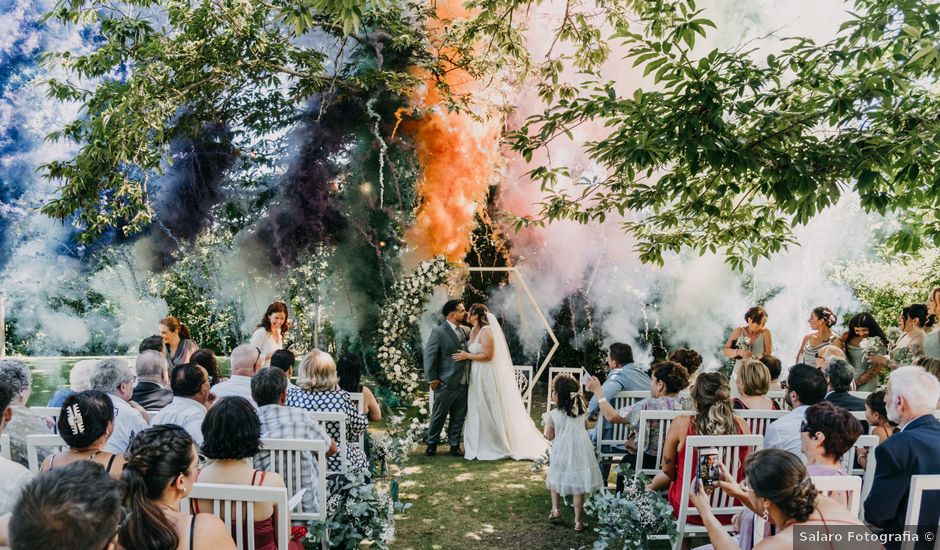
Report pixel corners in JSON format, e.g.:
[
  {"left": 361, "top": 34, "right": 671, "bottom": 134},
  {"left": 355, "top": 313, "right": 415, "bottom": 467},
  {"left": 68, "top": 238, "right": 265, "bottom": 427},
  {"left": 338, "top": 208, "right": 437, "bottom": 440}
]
[{"left": 453, "top": 303, "right": 548, "bottom": 461}]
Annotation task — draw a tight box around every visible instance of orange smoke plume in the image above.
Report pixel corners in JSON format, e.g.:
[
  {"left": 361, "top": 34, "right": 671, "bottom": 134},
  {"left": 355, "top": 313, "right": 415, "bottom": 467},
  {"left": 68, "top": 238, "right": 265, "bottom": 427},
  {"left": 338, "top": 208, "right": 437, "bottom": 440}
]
[{"left": 400, "top": 0, "right": 501, "bottom": 263}]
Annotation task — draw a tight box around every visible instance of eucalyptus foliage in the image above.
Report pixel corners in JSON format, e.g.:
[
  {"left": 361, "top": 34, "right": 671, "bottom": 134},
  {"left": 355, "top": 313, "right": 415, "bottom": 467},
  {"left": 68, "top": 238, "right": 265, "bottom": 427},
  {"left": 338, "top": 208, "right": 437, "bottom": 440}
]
[{"left": 475, "top": 0, "right": 940, "bottom": 269}]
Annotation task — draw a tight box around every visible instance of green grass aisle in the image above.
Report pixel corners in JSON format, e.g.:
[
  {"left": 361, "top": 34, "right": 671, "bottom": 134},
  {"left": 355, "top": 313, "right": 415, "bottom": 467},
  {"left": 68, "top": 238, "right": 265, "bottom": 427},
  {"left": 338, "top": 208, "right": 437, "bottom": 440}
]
[{"left": 390, "top": 451, "right": 596, "bottom": 549}]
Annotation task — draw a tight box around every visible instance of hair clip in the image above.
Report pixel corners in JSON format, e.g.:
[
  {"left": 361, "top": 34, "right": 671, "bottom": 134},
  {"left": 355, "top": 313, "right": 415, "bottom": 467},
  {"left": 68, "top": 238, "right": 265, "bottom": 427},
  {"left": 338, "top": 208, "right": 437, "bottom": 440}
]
[
  {"left": 569, "top": 390, "right": 580, "bottom": 400},
  {"left": 66, "top": 403, "right": 85, "bottom": 435}
]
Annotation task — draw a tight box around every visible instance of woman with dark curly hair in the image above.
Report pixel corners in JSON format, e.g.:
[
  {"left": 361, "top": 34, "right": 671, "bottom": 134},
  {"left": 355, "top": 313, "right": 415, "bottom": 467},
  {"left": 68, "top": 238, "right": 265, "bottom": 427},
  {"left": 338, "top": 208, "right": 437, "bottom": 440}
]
[
  {"left": 796, "top": 306, "right": 843, "bottom": 367},
  {"left": 121, "top": 425, "right": 234, "bottom": 550},
  {"left": 690, "top": 449, "right": 877, "bottom": 550},
  {"left": 842, "top": 313, "right": 890, "bottom": 391},
  {"left": 196, "top": 397, "right": 285, "bottom": 550},
  {"left": 190, "top": 348, "right": 227, "bottom": 387},
  {"left": 40, "top": 390, "right": 126, "bottom": 478},
  {"left": 668, "top": 348, "right": 703, "bottom": 385},
  {"left": 250, "top": 302, "right": 291, "bottom": 368}
]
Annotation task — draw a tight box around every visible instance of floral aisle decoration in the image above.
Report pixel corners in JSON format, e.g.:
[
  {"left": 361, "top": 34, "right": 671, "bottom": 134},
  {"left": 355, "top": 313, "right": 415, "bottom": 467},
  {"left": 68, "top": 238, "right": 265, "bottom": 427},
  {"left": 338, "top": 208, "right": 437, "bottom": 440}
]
[
  {"left": 376, "top": 255, "right": 451, "bottom": 398},
  {"left": 307, "top": 472, "right": 396, "bottom": 549},
  {"left": 586, "top": 465, "right": 677, "bottom": 550}
]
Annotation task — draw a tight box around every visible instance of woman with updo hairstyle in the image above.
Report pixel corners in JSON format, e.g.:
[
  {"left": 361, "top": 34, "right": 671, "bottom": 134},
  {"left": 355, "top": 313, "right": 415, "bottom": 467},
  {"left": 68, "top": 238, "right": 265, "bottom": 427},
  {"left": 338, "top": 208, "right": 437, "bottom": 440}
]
[
  {"left": 733, "top": 359, "right": 778, "bottom": 410},
  {"left": 796, "top": 306, "right": 843, "bottom": 367},
  {"left": 647, "top": 373, "right": 750, "bottom": 524},
  {"left": 160, "top": 315, "right": 199, "bottom": 367},
  {"left": 668, "top": 348, "right": 703, "bottom": 385},
  {"left": 190, "top": 348, "right": 227, "bottom": 387},
  {"left": 690, "top": 448, "right": 876, "bottom": 550},
  {"left": 723, "top": 306, "right": 773, "bottom": 378},
  {"left": 121, "top": 425, "right": 235, "bottom": 550},
  {"left": 196, "top": 397, "right": 285, "bottom": 550},
  {"left": 250, "top": 301, "right": 291, "bottom": 368},
  {"left": 41, "top": 390, "right": 125, "bottom": 478}
]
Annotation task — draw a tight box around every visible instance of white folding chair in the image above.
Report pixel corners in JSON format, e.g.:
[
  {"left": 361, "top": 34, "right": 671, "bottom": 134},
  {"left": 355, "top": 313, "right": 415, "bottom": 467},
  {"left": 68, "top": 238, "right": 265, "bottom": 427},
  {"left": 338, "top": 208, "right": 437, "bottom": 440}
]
[
  {"left": 512, "top": 365, "right": 534, "bottom": 413},
  {"left": 0, "top": 434, "right": 9, "bottom": 460},
  {"left": 258, "top": 438, "right": 328, "bottom": 520},
  {"left": 737, "top": 409, "right": 788, "bottom": 437},
  {"left": 547, "top": 367, "right": 588, "bottom": 412},
  {"left": 766, "top": 390, "right": 789, "bottom": 410},
  {"left": 347, "top": 393, "right": 365, "bottom": 451},
  {"left": 26, "top": 433, "right": 68, "bottom": 475},
  {"left": 811, "top": 475, "right": 863, "bottom": 516},
  {"left": 595, "top": 391, "right": 654, "bottom": 468},
  {"left": 902, "top": 475, "right": 940, "bottom": 550},
  {"left": 306, "top": 411, "right": 348, "bottom": 473},
  {"left": 184, "top": 483, "right": 290, "bottom": 550},
  {"left": 660, "top": 434, "right": 764, "bottom": 550},
  {"left": 633, "top": 410, "right": 686, "bottom": 478},
  {"left": 29, "top": 407, "right": 61, "bottom": 434}
]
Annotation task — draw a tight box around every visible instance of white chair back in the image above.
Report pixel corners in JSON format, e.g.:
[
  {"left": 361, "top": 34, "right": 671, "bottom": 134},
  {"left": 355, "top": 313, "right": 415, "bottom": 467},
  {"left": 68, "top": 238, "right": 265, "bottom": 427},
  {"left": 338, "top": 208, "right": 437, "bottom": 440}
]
[
  {"left": 633, "top": 410, "right": 686, "bottom": 478},
  {"left": 307, "top": 411, "right": 347, "bottom": 472},
  {"left": 902, "top": 475, "right": 940, "bottom": 550},
  {"left": 848, "top": 391, "right": 871, "bottom": 401},
  {"left": 547, "top": 367, "right": 588, "bottom": 412},
  {"left": 766, "top": 390, "right": 789, "bottom": 410},
  {"left": 29, "top": 407, "right": 61, "bottom": 433},
  {"left": 857, "top": 435, "right": 879, "bottom": 519},
  {"left": 594, "top": 391, "right": 653, "bottom": 467},
  {"left": 258, "top": 438, "right": 328, "bottom": 522},
  {"left": 26, "top": 433, "right": 68, "bottom": 475},
  {"left": 737, "top": 409, "right": 788, "bottom": 437},
  {"left": 811, "top": 475, "right": 863, "bottom": 516},
  {"left": 0, "top": 433, "right": 9, "bottom": 461},
  {"left": 513, "top": 365, "right": 534, "bottom": 413},
  {"left": 671, "top": 434, "right": 764, "bottom": 550},
  {"left": 347, "top": 392, "right": 365, "bottom": 451},
  {"left": 184, "top": 483, "right": 289, "bottom": 550},
  {"left": 842, "top": 434, "right": 879, "bottom": 477}
]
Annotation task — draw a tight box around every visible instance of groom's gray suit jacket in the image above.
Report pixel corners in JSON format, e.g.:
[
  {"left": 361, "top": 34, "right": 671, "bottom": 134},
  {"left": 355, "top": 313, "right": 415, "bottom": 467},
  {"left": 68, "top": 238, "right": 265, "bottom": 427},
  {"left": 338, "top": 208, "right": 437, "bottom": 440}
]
[{"left": 423, "top": 320, "right": 471, "bottom": 387}]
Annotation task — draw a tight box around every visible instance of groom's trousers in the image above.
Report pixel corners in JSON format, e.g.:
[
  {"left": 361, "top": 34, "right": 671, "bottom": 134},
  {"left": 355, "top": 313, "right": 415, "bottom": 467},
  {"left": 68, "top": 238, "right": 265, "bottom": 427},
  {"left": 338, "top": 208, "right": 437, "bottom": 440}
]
[{"left": 427, "top": 383, "right": 469, "bottom": 446}]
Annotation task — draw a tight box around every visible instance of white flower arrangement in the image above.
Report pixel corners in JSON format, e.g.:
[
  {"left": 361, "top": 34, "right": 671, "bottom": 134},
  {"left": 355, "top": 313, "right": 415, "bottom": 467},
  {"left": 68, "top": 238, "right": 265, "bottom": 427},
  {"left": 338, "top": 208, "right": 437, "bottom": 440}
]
[
  {"left": 859, "top": 336, "right": 882, "bottom": 356},
  {"left": 735, "top": 334, "right": 752, "bottom": 351},
  {"left": 375, "top": 256, "right": 450, "bottom": 399}
]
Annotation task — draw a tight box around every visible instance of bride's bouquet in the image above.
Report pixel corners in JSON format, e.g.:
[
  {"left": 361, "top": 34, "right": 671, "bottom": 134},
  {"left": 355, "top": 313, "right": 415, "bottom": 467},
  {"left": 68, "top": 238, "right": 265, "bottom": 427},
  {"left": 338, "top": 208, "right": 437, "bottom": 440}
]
[
  {"left": 859, "top": 337, "right": 882, "bottom": 356},
  {"left": 735, "top": 334, "right": 752, "bottom": 352}
]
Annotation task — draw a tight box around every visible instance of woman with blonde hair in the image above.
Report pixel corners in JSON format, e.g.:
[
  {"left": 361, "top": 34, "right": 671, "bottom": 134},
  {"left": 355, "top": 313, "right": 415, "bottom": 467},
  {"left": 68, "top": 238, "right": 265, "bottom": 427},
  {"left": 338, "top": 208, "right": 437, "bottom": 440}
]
[
  {"left": 733, "top": 359, "right": 778, "bottom": 410},
  {"left": 286, "top": 349, "right": 369, "bottom": 477}
]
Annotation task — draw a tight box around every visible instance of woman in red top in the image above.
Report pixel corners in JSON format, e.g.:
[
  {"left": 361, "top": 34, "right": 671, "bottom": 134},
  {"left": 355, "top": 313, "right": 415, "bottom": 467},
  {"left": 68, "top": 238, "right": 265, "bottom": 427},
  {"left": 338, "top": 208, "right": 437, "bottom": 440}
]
[{"left": 647, "top": 373, "right": 750, "bottom": 524}]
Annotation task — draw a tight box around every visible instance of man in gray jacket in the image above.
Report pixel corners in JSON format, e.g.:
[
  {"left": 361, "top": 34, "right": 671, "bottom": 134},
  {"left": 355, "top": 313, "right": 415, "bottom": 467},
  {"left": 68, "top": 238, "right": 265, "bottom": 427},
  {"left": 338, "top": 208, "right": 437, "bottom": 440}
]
[{"left": 424, "top": 299, "right": 470, "bottom": 457}]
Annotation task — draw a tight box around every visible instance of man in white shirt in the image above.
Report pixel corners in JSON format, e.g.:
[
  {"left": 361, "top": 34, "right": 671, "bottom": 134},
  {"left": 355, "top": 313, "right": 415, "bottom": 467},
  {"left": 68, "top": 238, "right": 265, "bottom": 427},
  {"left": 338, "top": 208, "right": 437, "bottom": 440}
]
[
  {"left": 763, "top": 364, "right": 827, "bottom": 457},
  {"left": 90, "top": 358, "right": 149, "bottom": 455},
  {"left": 211, "top": 344, "right": 263, "bottom": 406},
  {"left": 150, "top": 363, "right": 212, "bottom": 446},
  {"left": 0, "top": 379, "right": 31, "bottom": 515}
]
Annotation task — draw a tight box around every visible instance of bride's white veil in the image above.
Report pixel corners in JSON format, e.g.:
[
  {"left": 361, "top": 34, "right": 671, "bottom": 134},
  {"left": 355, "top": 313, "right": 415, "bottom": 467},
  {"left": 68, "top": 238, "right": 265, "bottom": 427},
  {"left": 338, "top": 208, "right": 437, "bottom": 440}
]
[{"left": 485, "top": 312, "right": 513, "bottom": 370}]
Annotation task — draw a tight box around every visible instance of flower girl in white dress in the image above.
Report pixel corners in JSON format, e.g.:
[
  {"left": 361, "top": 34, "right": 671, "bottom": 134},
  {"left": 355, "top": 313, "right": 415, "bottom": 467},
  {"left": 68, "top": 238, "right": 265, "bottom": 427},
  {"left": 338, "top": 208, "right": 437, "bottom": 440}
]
[{"left": 543, "top": 374, "right": 603, "bottom": 531}]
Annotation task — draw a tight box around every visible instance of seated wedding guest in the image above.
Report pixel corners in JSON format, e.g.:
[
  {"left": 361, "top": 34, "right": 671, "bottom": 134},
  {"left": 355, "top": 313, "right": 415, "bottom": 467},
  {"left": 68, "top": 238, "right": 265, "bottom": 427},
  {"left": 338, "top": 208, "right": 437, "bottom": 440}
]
[
  {"left": 668, "top": 348, "right": 703, "bottom": 385},
  {"left": 0, "top": 380, "right": 31, "bottom": 515},
  {"left": 864, "top": 366, "right": 940, "bottom": 549},
  {"left": 212, "top": 344, "right": 264, "bottom": 406},
  {"left": 587, "top": 360, "right": 690, "bottom": 491},
  {"left": 190, "top": 348, "right": 227, "bottom": 386},
  {"left": 160, "top": 315, "right": 198, "bottom": 367},
  {"left": 647, "top": 373, "right": 750, "bottom": 525},
  {"left": 587, "top": 342, "right": 649, "bottom": 481},
  {"left": 914, "top": 355, "right": 940, "bottom": 382},
  {"left": 41, "top": 390, "right": 125, "bottom": 479},
  {"left": 337, "top": 352, "right": 381, "bottom": 422},
  {"left": 733, "top": 359, "right": 778, "bottom": 410},
  {"left": 843, "top": 312, "right": 890, "bottom": 391},
  {"left": 723, "top": 306, "right": 772, "bottom": 378},
  {"left": 270, "top": 349, "right": 298, "bottom": 391},
  {"left": 8, "top": 461, "right": 122, "bottom": 550},
  {"left": 801, "top": 402, "right": 863, "bottom": 501},
  {"left": 689, "top": 449, "right": 879, "bottom": 550},
  {"left": 814, "top": 344, "right": 846, "bottom": 370},
  {"left": 197, "top": 398, "right": 285, "bottom": 550},
  {"left": 122, "top": 425, "right": 235, "bottom": 550},
  {"left": 758, "top": 355, "right": 783, "bottom": 390},
  {"left": 251, "top": 368, "right": 336, "bottom": 514},
  {"left": 287, "top": 349, "right": 369, "bottom": 477},
  {"left": 858, "top": 390, "right": 898, "bottom": 470},
  {"left": 150, "top": 363, "right": 212, "bottom": 446},
  {"left": 0, "top": 359, "right": 50, "bottom": 466},
  {"left": 139, "top": 334, "right": 165, "bottom": 353},
  {"left": 764, "top": 365, "right": 827, "bottom": 456},
  {"left": 90, "top": 358, "right": 149, "bottom": 455},
  {"left": 824, "top": 359, "right": 865, "bottom": 411},
  {"left": 250, "top": 301, "right": 290, "bottom": 368},
  {"left": 47, "top": 359, "right": 96, "bottom": 406},
  {"left": 796, "top": 306, "right": 842, "bottom": 367},
  {"left": 131, "top": 350, "right": 174, "bottom": 411}
]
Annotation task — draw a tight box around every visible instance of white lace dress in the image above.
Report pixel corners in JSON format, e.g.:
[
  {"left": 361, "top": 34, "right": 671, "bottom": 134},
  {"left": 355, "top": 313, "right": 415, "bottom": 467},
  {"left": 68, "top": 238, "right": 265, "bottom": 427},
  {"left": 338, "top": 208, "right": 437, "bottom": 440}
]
[
  {"left": 544, "top": 408, "right": 603, "bottom": 496},
  {"left": 464, "top": 323, "right": 547, "bottom": 461}
]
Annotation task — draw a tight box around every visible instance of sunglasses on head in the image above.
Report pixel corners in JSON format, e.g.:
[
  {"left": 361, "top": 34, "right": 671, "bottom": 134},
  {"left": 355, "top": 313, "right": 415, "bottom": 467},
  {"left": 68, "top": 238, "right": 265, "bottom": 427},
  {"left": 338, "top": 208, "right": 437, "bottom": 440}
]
[{"left": 800, "top": 419, "right": 818, "bottom": 434}]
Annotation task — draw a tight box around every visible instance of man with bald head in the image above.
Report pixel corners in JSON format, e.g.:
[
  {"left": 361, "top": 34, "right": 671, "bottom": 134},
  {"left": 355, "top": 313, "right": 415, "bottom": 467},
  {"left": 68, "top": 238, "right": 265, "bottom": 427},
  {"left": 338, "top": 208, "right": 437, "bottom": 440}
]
[{"left": 210, "top": 344, "right": 264, "bottom": 406}]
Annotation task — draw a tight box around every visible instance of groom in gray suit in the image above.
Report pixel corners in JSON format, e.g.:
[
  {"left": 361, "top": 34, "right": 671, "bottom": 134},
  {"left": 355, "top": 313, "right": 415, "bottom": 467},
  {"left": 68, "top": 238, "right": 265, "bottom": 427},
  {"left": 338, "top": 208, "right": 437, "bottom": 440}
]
[{"left": 424, "top": 299, "right": 470, "bottom": 457}]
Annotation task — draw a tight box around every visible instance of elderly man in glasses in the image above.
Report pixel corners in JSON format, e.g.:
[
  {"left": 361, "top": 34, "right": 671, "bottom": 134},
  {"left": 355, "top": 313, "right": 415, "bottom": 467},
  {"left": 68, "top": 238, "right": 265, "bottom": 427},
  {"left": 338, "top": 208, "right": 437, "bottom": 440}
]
[
  {"left": 90, "top": 358, "right": 150, "bottom": 455},
  {"left": 209, "top": 344, "right": 265, "bottom": 407}
]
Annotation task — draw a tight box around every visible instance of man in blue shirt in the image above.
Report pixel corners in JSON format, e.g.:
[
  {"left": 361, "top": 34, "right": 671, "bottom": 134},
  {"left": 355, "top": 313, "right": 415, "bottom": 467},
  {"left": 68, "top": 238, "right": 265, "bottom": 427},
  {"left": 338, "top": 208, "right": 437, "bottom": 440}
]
[{"left": 587, "top": 342, "right": 650, "bottom": 483}]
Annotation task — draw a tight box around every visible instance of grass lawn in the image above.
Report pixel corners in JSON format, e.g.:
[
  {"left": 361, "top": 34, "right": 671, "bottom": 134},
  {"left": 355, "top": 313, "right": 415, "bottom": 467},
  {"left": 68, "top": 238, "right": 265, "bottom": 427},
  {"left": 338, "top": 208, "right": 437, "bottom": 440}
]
[{"left": 389, "top": 450, "right": 597, "bottom": 550}]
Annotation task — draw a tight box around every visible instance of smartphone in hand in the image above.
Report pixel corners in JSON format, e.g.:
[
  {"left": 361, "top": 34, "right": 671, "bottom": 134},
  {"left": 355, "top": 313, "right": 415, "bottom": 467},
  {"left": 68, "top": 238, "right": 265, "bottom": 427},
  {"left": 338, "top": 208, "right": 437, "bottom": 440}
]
[{"left": 698, "top": 448, "right": 720, "bottom": 487}]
